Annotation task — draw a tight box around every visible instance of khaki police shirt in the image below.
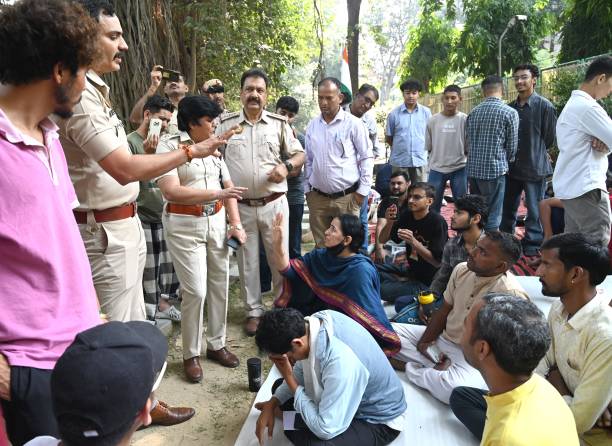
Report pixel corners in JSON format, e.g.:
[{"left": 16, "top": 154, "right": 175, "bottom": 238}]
[
  {"left": 156, "top": 131, "right": 231, "bottom": 205},
  {"left": 167, "top": 109, "right": 179, "bottom": 136},
  {"left": 215, "top": 109, "right": 303, "bottom": 199},
  {"left": 53, "top": 71, "right": 138, "bottom": 211}
]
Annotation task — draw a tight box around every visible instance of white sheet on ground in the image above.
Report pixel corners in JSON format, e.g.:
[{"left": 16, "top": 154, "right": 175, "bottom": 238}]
[
  {"left": 235, "top": 365, "right": 478, "bottom": 446},
  {"left": 236, "top": 276, "right": 612, "bottom": 446}
]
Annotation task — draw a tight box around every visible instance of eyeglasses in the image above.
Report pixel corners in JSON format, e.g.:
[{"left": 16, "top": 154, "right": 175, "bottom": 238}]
[{"left": 512, "top": 74, "right": 531, "bottom": 81}]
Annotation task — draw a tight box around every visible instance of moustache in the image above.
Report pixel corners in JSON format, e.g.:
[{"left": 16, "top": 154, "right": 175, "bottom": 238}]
[{"left": 248, "top": 97, "right": 260, "bottom": 103}]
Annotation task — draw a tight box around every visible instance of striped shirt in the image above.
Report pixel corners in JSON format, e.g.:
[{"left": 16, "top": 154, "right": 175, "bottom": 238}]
[{"left": 466, "top": 97, "right": 519, "bottom": 180}]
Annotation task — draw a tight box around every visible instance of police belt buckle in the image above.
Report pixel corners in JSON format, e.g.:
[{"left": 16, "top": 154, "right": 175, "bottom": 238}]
[{"left": 202, "top": 201, "right": 222, "bottom": 216}]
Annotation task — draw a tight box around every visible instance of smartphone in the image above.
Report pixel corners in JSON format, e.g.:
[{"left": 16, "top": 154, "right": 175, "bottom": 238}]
[
  {"left": 388, "top": 195, "right": 400, "bottom": 205},
  {"left": 148, "top": 118, "right": 162, "bottom": 139},
  {"left": 161, "top": 68, "right": 180, "bottom": 82},
  {"left": 226, "top": 236, "right": 242, "bottom": 250},
  {"left": 426, "top": 344, "right": 443, "bottom": 363}
]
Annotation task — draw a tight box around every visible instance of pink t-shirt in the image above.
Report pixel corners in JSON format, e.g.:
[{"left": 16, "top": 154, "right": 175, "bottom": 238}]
[{"left": 0, "top": 108, "right": 100, "bottom": 369}]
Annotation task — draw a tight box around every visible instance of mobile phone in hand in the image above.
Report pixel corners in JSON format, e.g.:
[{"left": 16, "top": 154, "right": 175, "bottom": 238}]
[
  {"left": 226, "top": 236, "right": 242, "bottom": 250},
  {"left": 148, "top": 118, "right": 162, "bottom": 139},
  {"left": 160, "top": 68, "right": 180, "bottom": 82}
]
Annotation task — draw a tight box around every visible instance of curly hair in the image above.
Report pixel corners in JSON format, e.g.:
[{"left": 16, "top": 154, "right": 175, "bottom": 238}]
[
  {"left": 454, "top": 194, "right": 489, "bottom": 229},
  {"left": 0, "top": 0, "right": 98, "bottom": 85}
]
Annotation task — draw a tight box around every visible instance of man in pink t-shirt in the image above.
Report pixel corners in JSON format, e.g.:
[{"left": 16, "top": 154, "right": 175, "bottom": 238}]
[{"left": 0, "top": 1, "right": 102, "bottom": 444}]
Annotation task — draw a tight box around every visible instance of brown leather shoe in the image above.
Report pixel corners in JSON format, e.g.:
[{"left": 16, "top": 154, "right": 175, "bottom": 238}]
[
  {"left": 183, "top": 357, "right": 203, "bottom": 383},
  {"left": 150, "top": 400, "right": 195, "bottom": 426},
  {"left": 245, "top": 317, "right": 261, "bottom": 336},
  {"left": 206, "top": 347, "right": 240, "bottom": 368}
]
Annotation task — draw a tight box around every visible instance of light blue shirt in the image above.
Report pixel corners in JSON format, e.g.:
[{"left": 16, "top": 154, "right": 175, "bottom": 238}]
[
  {"left": 274, "top": 310, "right": 406, "bottom": 440},
  {"left": 386, "top": 103, "right": 431, "bottom": 168}
]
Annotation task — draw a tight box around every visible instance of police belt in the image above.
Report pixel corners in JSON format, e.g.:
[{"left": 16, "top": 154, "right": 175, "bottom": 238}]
[
  {"left": 166, "top": 201, "right": 223, "bottom": 217},
  {"left": 74, "top": 202, "right": 136, "bottom": 224}
]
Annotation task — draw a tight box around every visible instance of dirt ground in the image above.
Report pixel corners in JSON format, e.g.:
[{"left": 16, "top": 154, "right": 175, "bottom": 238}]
[{"left": 132, "top": 278, "right": 274, "bottom": 446}]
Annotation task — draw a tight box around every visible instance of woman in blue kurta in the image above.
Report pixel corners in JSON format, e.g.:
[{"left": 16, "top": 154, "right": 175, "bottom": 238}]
[{"left": 270, "top": 213, "right": 400, "bottom": 356}]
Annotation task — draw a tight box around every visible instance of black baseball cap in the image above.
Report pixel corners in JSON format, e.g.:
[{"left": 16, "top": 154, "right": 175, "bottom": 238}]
[{"left": 51, "top": 321, "right": 168, "bottom": 444}]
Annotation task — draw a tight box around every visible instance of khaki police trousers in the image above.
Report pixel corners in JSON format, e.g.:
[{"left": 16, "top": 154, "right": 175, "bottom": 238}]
[
  {"left": 79, "top": 215, "right": 147, "bottom": 322},
  {"left": 163, "top": 209, "right": 229, "bottom": 359},
  {"left": 306, "top": 191, "right": 361, "bottom": 248},
  {"left": 238, "top": 195, "right": 289, "bottom": 318}
]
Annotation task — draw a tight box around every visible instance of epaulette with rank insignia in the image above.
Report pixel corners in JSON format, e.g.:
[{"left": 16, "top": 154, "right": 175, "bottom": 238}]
[
  {"left": 219, "top": 111, "right": 240, "bottom": 122},
  {"left": 266, "top": 111, "right": 288, "bottom": 122}
]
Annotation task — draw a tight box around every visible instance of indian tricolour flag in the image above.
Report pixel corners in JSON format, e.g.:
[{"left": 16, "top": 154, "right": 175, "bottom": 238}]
[{"left": 340, "top": 46, "right": 352, "bottom": 103}]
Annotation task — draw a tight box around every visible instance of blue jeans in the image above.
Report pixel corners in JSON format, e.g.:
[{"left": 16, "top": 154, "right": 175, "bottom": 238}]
[
  {"left": 500, "top": 177, "right": 545, "bottom": 254},
  {"left": 360, "top": 195, "right": 369, "bottom": 250},
  {"left": 468, "top": 176, "right": 506, "bottom": 231},
  {"left": 428, "top": 168, "right": 468, "bottom": 213}
]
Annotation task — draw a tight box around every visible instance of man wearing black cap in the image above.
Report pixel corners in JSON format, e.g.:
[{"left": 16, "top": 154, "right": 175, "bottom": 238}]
[{"left": 24, "top": 321, "right": 168, "bottom": 446}]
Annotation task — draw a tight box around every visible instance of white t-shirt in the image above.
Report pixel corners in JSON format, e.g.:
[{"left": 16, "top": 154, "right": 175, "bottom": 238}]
[
  {"left": 24, "top": 436, "right": 61, "bottom": 446},
  {"left": 553, "top": 90, "right": 612, "bottom": 199}
]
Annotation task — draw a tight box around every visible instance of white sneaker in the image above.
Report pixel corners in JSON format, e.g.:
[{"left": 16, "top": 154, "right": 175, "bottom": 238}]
[{"left": 155, "top": 305, "right": 182, "bottom": 322}]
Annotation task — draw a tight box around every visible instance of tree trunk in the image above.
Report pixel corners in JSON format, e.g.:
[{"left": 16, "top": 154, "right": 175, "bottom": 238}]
[
  {"left": 346, "top": 0, "right": 362, "bottom": 95},
  {"left": 108, "top": 0, "right": 185, "bottom": 128}
]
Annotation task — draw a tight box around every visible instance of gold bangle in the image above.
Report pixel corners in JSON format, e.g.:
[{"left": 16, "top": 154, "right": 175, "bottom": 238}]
[{"left": 180, "top": 144, "right": 193, "bottom": 162}]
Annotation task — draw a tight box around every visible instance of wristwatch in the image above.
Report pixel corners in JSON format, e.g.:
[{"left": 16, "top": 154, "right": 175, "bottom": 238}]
[
  {"left": 229, "top": 224, "right": 243, "bottom": 231},
  {"left": 283, "top": 160, "right": 294, "bottom": 172}
]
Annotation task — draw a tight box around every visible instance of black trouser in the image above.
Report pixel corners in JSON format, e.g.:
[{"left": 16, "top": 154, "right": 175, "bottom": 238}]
[
  {"left": 272, "top": 379, "right": 400, "bottom": 446},
  {"left": 285, "top": 418, "right": 400, "bottom": 446},
  {"left": 0, "top": 366, "right": 59, "bottom": 445},
  {"left": 449, "top": 386, "right": 487, "bottom": 441}
]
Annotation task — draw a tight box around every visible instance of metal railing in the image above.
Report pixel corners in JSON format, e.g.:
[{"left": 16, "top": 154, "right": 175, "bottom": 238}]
[{"left": 420, "top": 52, "right": 612, "bottom": 114}]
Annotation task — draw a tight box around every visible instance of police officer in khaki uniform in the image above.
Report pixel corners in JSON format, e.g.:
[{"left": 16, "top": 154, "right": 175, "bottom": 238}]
[
  {"left": 53, "top": 1, "right": 232, "bottom": 425},
  {"left": 216, "top": 69, "right": 305, "bottom": 335},
  {"left": 157, "top": 96, "right": 247, "bottom": 383}
]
